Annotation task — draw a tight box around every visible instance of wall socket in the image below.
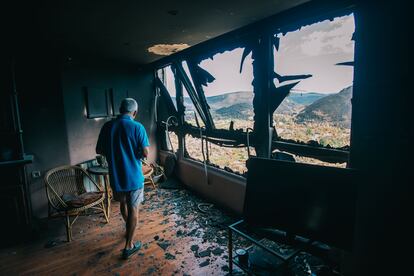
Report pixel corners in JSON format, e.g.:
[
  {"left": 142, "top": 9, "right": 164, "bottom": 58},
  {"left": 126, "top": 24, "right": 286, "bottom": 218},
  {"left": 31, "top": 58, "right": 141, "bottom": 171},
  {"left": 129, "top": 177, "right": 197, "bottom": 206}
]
[{"left": 32, "top": 171, "right": 41, "bottom": 178}]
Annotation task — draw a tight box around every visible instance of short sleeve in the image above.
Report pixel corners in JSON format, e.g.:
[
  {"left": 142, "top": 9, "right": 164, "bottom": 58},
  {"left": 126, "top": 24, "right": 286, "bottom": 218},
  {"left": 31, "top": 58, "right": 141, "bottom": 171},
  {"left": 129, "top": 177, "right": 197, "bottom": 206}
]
[{"left": 136, "top": 124, "right": 150, "bottom": 148}]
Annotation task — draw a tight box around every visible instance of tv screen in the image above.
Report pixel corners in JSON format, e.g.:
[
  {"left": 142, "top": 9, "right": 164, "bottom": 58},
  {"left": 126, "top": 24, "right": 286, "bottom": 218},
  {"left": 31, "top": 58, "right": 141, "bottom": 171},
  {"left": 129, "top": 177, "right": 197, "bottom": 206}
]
[{"left": 244, "top": 157, "right": 358, "bottom": 251}]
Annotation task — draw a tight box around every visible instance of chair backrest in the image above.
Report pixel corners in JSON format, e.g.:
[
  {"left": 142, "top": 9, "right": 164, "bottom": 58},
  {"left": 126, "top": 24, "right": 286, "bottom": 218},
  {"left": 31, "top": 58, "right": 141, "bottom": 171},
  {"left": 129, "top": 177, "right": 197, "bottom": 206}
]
[{"left": 44, "top": 165, "right": 89, "bottom": 210}]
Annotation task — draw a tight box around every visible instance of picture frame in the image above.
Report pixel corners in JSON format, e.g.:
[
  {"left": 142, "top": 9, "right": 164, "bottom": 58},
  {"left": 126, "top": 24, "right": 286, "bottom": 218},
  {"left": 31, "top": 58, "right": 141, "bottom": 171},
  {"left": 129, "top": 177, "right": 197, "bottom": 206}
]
[{"left": 84, "top": 87, "right": 110, "bottom": 119}]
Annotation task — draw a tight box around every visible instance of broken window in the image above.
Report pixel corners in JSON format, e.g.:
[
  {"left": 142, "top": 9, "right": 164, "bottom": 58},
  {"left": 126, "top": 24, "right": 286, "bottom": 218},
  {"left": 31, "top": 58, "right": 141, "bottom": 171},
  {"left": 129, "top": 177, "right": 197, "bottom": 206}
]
[
  {"left": 155, "top": 9, "right": 355, "bottom": 174},
  {"left": 156, "top": 66, "right": 179, "bottom": 153},
  {"left": 198, "top": 48, "right": 254, "bottom": 131},
  {"left": 208, "top": 143, "right": 255, "bottom": 175},
  {"left": 184, "top": 134, "right": 204, "bottom": 162},
  {"left": 180, "top": 48, "right": 255, "bottom": 175},
  {"left": 182, "top": 61, "right": 196, "bottom": 91},
  {"left": 272, "top": 13, "right": 355, "bottom": 167},
  {"left": 183, "top": 86, "right": 205, "bottom": 128},
  {"left": 157, "top": 65, "right": 177, "bottom": 110},
  {"left": 185, "top": 134, "right": 255, "bottom": 175},
  {"left": 167, "top": 131, "right": 179, "bottom": 153}
]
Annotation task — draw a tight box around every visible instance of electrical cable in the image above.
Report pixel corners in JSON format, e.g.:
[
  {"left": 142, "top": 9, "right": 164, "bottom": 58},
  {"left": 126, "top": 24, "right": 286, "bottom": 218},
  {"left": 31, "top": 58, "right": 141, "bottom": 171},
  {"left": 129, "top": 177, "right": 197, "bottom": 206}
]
[
  {"left": 197, "top": 203, "right": 214, "bottom": 213},
  {"left": 164, "top": 115, "right": 177, "bottom": 153}
]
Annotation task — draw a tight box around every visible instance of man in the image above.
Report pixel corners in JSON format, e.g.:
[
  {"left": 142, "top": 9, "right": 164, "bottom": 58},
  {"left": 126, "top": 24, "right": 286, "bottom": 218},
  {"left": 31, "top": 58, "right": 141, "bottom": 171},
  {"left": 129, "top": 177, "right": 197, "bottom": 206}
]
[{"left": 96, "top": 98, "right": 149, "bottom": 259}]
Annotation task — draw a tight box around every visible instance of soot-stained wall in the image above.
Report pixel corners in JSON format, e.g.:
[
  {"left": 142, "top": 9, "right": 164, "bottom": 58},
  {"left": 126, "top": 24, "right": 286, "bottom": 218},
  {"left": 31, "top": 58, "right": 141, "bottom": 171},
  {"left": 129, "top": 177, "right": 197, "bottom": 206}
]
[
  {"left": 18, "top": 56, "right": 156, "bottom": 219},
  {"left": 62, "top": 61, "right": 157, "bottom": 165},
  {"left": 18, "top": 54, "right": 71, "bottom": 219},
  {"left": 350, "top": 2, "right": 411, "bottom": 275}
]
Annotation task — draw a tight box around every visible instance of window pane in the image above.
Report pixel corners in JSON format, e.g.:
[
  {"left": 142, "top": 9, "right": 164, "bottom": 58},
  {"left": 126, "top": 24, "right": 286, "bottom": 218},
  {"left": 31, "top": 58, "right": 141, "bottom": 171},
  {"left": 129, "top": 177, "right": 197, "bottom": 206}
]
[
  {"left": 167, "top": 131, "right": 179, "bottom": 153},
  {"left": 158, "top": 65, "right": 177, "bottom": 110},
  {"left": 184, "top": 134, "right": 204, "bottom": 161},
  {"left": 182, "top": 61, "right": 196, "bottom": 89},
  {"left": 273, "top": 14, "right": 355, "bottom": 150},
  {"left": 185, "top": 134, "right": 256, "bottom": 175},
  {"left": 176, "top": 61, "right": 205, "bottom": 128},
  {"left": 208, "top": 143, "right": 255, "bottom": 175},
  {"left": 198, "top": 48, "right": 254, "bottom": 131},
  {"left": 183, "top": 86, "right": 205, "bottom": 128}
]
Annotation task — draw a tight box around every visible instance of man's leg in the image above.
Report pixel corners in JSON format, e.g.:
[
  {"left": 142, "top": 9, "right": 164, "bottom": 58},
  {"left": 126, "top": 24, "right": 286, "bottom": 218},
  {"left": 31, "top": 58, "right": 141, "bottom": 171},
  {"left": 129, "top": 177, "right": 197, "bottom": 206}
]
[
  {"left": 120, "top": 197, "right": 128, "bottom": 223},
  {"left": 125, "top": 192, "right": 139, "bottom": 249},
  {"left": 113, "top": 191, "right": 128, "bottom": 223}
]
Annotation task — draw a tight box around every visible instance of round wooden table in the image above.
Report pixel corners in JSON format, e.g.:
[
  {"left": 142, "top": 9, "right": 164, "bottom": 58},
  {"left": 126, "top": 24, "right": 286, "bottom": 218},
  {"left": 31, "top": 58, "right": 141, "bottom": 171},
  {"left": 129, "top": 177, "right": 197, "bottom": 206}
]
[{"left": 87, "top": 166, "right": 112, "bottom": 219}]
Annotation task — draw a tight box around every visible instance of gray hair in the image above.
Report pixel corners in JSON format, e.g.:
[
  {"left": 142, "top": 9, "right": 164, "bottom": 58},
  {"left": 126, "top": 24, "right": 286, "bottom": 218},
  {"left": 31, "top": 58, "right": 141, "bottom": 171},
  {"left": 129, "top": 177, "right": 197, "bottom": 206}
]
[{"left": 120, "top": 98, "right": 138, "bottom": 114}]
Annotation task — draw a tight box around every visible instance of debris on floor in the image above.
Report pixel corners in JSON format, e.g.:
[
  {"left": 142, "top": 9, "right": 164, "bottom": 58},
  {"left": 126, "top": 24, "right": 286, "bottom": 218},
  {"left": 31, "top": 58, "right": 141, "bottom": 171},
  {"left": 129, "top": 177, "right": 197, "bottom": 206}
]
[
  {"left": 43, "top": 239, "right": 65, "bottom": 248},
  {"left": 1, "top": 184, "right": 336, "bottom": 275}
]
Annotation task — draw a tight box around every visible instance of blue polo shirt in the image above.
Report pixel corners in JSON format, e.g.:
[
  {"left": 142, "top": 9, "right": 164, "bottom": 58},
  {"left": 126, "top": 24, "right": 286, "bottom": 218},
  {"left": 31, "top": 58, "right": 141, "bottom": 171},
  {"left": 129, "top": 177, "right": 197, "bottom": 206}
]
[{"left": 96, "top": 115, "right": 150, "bottom": 192}]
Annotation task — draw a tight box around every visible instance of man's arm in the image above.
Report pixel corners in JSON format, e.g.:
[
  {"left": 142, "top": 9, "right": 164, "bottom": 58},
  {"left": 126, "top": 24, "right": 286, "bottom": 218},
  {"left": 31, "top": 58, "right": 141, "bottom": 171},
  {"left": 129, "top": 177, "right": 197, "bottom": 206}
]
[
  {"left": 142, "top": 146, "right": 149, "bottom": 159},
  {"left": 136, "top": 124, "right": 150, "bottom": 159}
]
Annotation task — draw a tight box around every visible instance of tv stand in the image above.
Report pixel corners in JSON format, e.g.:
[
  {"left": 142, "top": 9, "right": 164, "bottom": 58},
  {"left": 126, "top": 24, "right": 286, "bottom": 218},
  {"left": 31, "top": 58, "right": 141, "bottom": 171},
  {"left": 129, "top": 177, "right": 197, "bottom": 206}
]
[{"left": 228, "top": 220, "right": 342, "bottom": 275}]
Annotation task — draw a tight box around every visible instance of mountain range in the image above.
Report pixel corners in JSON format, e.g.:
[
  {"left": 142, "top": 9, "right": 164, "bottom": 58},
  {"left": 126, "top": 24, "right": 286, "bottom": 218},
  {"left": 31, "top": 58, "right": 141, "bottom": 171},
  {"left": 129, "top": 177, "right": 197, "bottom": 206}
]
[
  {"left": 174, "top": 87, "right": 352, "bottom": 127},
  {"left": 296, "top": 86, "right": 352, "bottom": 128}
]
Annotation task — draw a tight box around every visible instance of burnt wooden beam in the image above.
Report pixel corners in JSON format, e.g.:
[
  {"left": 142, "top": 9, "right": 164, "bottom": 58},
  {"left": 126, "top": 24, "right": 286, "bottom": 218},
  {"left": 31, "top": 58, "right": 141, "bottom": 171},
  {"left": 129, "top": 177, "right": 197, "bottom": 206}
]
[
  {"left": 268, "top": 81, "right": 300, "bottom": 115},
  {"left": 173, "top": 64, "right": 185, "bottom": 158},
  {"left": 187, "top": 60, "right": 215, "bottom": 130},
  {"left": 272, "top": 141, "right": 349, "bottom": 164},
  {"left": 174, "top": 62, "right": 209, "bottom": 126},
  {"left": 336, "top": 61, "right": 354, "bottom": 66},
  {"left": 252, "top": 34, "right": 273, "bottom": 158},
  {"left": 164, "top": 124, "right": 349, "bottom": 164},
  {"left": 154, "top": 77, "right": 178, "bottom": 118},
  {"left": 273, "top": 72, "right": 312, "bottom": 83}
]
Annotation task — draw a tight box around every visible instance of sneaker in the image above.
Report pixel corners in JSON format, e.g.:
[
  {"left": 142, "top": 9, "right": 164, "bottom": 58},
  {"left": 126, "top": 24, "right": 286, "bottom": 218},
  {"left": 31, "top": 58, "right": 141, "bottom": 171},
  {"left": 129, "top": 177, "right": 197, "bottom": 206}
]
[{"left": 122, "top": 241, "right": 142, "bottom": 260}]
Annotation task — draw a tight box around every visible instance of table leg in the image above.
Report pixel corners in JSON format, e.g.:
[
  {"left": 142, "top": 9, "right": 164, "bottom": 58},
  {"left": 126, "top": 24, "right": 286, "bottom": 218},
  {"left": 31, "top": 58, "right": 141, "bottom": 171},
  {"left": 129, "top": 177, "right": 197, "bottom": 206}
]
[
  {"left": 105, "top": 174, "right": 111, "bottom": 219},
  {"left": 228, "top": 227, "right": 233, "bottom": 274},
  {"left": 96, "top": 175, "right": 102, "bottom": 190}
]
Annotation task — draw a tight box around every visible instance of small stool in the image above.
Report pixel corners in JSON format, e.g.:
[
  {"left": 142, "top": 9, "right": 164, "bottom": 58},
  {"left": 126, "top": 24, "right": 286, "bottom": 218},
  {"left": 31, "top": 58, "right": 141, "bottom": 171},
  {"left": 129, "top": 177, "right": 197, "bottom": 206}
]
[{"left": 87, "top": 166, "right": 112, "bottom": 219}]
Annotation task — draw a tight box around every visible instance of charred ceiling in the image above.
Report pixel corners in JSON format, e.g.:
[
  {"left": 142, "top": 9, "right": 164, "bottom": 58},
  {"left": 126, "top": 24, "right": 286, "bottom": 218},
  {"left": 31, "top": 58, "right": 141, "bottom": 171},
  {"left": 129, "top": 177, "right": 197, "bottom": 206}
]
[{"left": 7, "top": 0, "right": 311, "bottom": 64}]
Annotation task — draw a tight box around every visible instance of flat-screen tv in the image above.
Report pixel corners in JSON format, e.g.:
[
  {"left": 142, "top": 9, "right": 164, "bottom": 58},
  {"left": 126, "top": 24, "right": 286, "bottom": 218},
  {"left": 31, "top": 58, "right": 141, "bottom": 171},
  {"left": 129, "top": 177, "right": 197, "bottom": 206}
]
[{"left": 244, "top": 157, "right": 358, "bottom": 251}]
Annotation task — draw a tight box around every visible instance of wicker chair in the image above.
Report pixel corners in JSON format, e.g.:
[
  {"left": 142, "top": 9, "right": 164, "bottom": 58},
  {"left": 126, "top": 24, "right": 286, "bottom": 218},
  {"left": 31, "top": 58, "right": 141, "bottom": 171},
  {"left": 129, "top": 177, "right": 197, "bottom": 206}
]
[
  {"left": 44, "top": 165, "right": 109, "bottom": 242},
  {"left": 142, "top": 161, "right": 156, "bottom": 189}
]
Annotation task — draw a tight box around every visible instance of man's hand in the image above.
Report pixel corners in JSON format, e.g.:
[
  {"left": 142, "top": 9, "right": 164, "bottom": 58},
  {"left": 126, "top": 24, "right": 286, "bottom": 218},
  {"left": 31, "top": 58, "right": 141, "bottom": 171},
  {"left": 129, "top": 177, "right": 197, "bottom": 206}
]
[{"left": 142, "top": 147, "right": 149, "bottom": 158}]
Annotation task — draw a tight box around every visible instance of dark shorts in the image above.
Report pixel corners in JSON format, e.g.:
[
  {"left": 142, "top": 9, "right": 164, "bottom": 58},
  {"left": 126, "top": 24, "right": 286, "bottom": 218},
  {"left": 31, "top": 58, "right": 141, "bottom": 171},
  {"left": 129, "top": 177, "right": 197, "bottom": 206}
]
[{"left": 113, "top": 187, "right": 144, "bottom": 208}]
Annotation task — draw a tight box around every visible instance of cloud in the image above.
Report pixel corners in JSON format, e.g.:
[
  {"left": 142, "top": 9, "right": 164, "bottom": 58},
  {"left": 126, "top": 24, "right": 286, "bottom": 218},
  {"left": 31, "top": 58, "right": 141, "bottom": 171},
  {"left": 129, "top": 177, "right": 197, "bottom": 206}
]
[{"left": 300, "top": 15, "right": 355, "bottom": 56}]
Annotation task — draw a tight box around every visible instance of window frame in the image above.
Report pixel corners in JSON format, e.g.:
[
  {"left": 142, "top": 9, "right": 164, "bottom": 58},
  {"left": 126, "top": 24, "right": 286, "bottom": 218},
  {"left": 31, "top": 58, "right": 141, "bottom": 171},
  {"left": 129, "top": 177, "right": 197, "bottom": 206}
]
[{"left": 154, "top": 3, "right": 356, "bottom": 173}]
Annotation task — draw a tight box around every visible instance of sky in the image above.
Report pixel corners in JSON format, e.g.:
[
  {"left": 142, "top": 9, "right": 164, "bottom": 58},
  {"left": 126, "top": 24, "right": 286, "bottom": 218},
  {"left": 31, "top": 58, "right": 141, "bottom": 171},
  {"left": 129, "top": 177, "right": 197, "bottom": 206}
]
[{"left": 165, "top": 13, "right": 355, "bottom": 96}]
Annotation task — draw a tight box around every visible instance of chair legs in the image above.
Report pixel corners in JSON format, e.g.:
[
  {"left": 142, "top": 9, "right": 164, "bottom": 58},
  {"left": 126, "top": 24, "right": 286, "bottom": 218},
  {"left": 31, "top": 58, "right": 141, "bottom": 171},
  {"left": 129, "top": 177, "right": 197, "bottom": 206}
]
[
  {"left": 60, "top": 199, "right": 108, "bottom": 242},
  {"left": 101, "top": 202, "right": 109, "bottom": 223},
  {"left": 149, "top": 176, "right": 156, "bottom": 189},
  {"left": 65, "top": 214, "right": 72, "bottom": 242},
  {"left": 104, "top": 175, "right": 112, "bottom": 219},
  {"left": 64, "top": 213, "right": 80, "bottom": 242},
  {"left": 144, "top": 175, "right": 156, "bottom": 189}
]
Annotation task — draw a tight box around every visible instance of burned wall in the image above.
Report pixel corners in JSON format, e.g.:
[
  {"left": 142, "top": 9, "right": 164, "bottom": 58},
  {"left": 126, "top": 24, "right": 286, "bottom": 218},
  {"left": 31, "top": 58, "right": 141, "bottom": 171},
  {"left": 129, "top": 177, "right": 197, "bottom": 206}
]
[
  {"left": 17, "top": 56, "right": 157, "bottom": 219},
  {"left": 350, "top": 1, "right": 412, "bottom": 275},
  {"left": 18, "top": 54, "right": 71, "bottom": 219},
  {"left": 61, "top": 61, "right": 157, "bottom": 165}
]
